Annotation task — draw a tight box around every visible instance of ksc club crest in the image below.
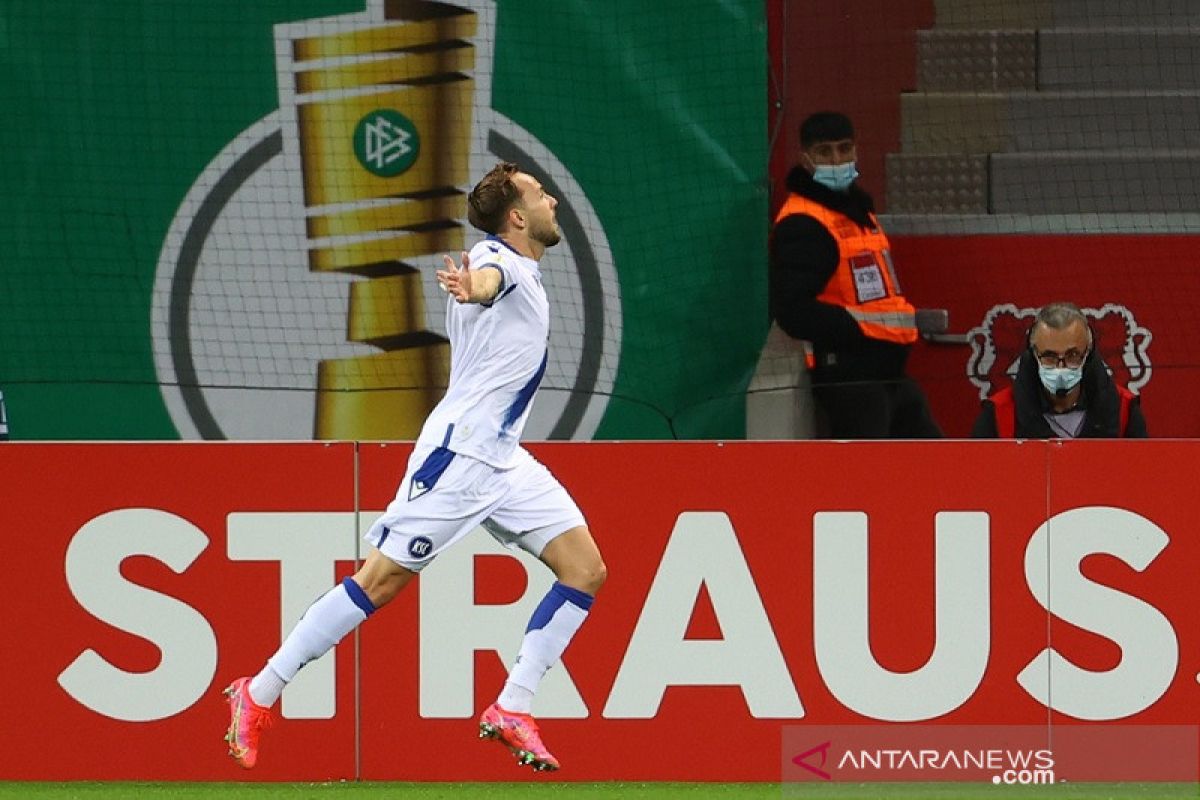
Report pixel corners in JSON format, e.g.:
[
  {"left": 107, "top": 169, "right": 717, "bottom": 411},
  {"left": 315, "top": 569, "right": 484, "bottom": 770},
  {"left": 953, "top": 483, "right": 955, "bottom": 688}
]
[
  {"left": 966, "top": 303, "right": 1153, "bottom": 399},
  {"left": 151, "top": 0, "right": 620, "bottom": 440}
]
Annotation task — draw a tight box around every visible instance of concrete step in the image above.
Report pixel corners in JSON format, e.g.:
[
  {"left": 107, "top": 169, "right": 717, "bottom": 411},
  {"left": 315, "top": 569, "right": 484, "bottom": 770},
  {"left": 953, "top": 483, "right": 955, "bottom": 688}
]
[
  {"left": 901, "top": 90, "right": 1200, "bottom": 153},
  {"left": 918, "top": 30, "right": 1036, "bottom": 92},
  {"left": 933, "top": 0, "right": 1200, "bottom": 30},
  {"left": 886, "top": 151, "right": 1200, "bottom": 214},
  {"left": 918, "top": 29, "right": 1200, "bottom": 92},
  {"left": 916, "top": 29, "right": 1041, "bottom": 91},
  {"left": 886, "top": 153, "right": 990, "bottom": 214},
  {"left": 991, "top": 150, "right": 1200, "bottom": 213},
  {"left": 1040, "top": 29, "right": 1200, "bottom": 90}
]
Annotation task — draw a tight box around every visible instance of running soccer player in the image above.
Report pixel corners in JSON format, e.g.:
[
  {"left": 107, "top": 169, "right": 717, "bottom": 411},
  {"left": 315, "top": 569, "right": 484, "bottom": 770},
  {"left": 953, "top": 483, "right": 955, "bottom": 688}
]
[{"left": 223, "top": 161, "right": 607, "bottom": 772}]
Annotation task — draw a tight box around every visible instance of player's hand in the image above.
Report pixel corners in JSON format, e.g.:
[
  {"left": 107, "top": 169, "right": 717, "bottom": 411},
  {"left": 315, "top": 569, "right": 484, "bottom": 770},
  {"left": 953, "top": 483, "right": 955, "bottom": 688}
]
[{"left": 436, "top": 251, "right": 472, "bottom": 303}]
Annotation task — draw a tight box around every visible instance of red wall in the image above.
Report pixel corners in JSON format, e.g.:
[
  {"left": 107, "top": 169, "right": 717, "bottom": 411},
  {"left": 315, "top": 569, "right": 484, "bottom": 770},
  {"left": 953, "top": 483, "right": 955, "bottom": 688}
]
[
  {"left": 896, "top": 234, "right": 1200, "bottom": 437},
  {"left": 768, "top": 0, "right": 934, "bottom": 213}
]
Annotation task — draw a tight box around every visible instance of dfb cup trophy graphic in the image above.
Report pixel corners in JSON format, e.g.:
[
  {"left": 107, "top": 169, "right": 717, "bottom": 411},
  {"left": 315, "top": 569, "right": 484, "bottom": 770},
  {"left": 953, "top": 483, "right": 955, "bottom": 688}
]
[
  {"left": 152, "top": 0, "right": 620, "bottom": 441},
  {"left": 278, "top": 3, "right": 472, "bottom": 438}
]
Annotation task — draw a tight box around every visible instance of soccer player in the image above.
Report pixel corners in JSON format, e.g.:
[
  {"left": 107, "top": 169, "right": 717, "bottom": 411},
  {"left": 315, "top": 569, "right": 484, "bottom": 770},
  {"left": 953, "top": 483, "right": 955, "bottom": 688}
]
[{"left": 223, "top": 162, "right": 607, "bottom": 772}]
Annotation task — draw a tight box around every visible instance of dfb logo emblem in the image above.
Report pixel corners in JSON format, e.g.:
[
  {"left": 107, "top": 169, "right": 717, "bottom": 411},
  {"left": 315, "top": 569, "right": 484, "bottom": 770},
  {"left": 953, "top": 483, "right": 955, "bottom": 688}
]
[
  {"left": 965, "top": 303, "right": 1153, "bottom": 399},
  {"left": 408, "top": 536, "right": 434, "bottom": 559}
]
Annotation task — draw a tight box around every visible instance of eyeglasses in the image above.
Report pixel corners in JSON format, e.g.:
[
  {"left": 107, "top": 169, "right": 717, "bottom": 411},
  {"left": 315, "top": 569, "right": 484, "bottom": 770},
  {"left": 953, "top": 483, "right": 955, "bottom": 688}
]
[{"left": 1032, "top": 346, "right": 1089, "bottom": 369}]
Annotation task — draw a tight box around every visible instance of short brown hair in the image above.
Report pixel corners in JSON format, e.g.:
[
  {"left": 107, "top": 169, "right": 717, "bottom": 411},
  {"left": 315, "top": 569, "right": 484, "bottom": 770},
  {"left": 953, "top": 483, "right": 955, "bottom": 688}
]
[{"left": 467, "top": 161, "right": 521, "bottom": 234}]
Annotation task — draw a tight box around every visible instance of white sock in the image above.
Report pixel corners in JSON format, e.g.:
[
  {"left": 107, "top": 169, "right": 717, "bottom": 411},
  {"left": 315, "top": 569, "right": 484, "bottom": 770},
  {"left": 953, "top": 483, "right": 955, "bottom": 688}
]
[
  {"left": 497, "top": 681, "right": 535, "bottom": 714},
  {"left": 499, "top": 582, "right": 593, "bottom": 714},
  {"left": 249, "top": 578, "right": 376, "bottom": 708},
  {"left": 248, "top": 665, "right": 286, "bottom": 708}
]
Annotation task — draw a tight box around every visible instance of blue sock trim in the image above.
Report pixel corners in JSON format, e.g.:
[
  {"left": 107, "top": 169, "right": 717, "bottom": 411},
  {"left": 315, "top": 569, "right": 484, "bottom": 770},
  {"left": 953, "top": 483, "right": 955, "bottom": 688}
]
[
  {"left": 341, "top": 577, "right": 376, "bottom": 617},
  {"left": 525, "top": 581, "right": 594, "bottom": 633},
  {"left": 552, "top": 581, "right": 595, "bottom": 611}
]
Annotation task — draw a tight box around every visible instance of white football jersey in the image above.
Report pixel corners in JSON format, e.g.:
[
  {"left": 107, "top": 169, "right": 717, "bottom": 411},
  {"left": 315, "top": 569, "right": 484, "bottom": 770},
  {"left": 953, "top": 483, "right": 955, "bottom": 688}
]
[{"left": 415, "top": 236, "right": 550, "bottom": 468}]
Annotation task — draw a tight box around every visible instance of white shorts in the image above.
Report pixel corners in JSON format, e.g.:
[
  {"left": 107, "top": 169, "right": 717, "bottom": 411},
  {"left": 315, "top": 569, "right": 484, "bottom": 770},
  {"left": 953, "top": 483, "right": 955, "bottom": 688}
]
[{"left": 365, "top": 444, "right": 586, "bottom": 571}]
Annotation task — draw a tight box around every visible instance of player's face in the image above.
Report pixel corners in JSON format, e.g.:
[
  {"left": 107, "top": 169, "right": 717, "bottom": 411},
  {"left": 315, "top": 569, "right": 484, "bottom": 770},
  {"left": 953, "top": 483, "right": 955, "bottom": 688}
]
[{"left": 515, "top": 173, "right": 561, "bottom": 248}]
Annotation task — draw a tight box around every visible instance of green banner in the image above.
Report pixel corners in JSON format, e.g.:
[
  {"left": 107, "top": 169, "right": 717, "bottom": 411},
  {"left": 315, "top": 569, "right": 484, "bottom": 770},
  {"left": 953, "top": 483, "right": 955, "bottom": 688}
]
[{"left": 0, "top": 0, "right": 767, "bottom": 440}]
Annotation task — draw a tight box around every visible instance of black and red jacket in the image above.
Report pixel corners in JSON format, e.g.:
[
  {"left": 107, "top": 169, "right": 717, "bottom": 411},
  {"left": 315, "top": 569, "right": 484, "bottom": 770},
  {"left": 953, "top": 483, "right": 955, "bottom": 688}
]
[{"left": 972, "top": 348, "right": 1147, "bottom": 438}]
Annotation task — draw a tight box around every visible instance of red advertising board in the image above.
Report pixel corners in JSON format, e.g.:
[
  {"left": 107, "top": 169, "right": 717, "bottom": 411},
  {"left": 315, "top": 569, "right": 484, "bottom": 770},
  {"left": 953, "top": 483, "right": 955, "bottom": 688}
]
[
  {"left": 0, "top": 443, "right": 359, "bottom": 781},
  {"left": 1, "top": 441, "right": 1195, "bottom": 782}
]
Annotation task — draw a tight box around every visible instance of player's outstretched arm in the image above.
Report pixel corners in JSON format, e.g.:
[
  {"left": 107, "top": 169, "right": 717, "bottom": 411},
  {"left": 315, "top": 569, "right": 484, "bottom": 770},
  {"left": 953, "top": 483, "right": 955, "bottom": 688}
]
[{"left": 437, "top": 251, "right": 502, "bottom": 304}]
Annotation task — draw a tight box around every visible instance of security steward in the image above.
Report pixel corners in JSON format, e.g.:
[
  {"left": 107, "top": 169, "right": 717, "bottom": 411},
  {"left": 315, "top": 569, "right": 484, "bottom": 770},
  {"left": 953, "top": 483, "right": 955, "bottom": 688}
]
[{"left": 769, "top": 111, "right": 941, "bottom": 438}]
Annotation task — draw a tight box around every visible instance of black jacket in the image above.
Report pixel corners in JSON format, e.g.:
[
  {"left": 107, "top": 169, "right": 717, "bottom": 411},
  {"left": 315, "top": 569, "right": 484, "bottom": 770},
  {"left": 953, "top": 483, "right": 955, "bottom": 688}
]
[
  {"left": 971, "top": 348, "right": 1148, "bottom": 438},
  {"left": 769, "top": 166, "right": 910, "bottom": 383}
]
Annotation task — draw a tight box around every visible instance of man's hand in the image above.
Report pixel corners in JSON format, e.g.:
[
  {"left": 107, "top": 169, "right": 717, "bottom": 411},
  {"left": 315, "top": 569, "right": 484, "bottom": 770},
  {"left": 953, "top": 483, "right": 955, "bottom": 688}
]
[
  {"left": 437, "top": 251, "right": 501, "bottom": 304},
  {"left": 437, "top": 251, "right": 473, "bottom": 303}
]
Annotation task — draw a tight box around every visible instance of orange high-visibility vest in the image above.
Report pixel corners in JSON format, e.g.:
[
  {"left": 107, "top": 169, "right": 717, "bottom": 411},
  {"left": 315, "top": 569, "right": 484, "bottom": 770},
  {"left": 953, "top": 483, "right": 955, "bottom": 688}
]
[{"left": 775, "top": 194, "right": 917, "bottom": 345}]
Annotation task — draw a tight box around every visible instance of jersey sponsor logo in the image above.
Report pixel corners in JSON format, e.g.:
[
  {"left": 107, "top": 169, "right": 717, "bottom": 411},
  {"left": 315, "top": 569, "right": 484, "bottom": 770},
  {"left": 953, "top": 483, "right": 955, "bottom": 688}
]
[{"left": 965, "top": 303, "right": 1152, "bottom": 399}]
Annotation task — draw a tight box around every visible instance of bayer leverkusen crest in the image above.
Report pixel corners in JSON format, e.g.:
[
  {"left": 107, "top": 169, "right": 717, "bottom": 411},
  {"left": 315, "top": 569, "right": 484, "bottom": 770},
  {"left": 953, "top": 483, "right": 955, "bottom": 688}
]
[{"left": 966, "top": 304, "right": 1153, "bottom": 399}]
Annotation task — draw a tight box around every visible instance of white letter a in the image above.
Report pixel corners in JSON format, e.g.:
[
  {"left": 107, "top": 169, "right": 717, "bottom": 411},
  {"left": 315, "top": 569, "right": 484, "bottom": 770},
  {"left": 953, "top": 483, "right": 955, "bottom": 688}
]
[{"left": 604, "top": 512, "right": 803, "bottom": 718}]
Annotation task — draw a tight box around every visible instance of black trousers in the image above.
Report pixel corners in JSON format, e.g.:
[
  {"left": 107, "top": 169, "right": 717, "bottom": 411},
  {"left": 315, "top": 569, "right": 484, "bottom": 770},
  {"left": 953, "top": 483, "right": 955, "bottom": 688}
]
[{"left": 812, "top": 377, "right": 943, "bottom": 439}]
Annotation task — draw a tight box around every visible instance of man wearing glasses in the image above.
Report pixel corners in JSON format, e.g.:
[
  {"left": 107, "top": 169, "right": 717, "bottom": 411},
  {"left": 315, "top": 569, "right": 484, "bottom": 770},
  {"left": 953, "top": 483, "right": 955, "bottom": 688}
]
[{"left": 972, "top": 302, "right": 1147, "bottom": 438}]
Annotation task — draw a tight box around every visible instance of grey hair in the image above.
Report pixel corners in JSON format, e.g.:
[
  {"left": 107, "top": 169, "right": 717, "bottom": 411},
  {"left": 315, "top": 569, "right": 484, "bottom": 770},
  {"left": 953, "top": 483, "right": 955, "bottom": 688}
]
[{"left": 1033, "top": 302, "right": 1093, "bottom": 346}]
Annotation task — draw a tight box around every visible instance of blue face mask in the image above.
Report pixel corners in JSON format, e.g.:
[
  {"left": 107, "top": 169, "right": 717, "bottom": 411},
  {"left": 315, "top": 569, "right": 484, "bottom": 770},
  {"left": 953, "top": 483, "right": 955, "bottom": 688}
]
[
  {"left": 1038, "top": 364, "right": 1084, "bottom": 396},
  {"left": 812, "top": 161, "right": 859, "bottom": 193}
]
